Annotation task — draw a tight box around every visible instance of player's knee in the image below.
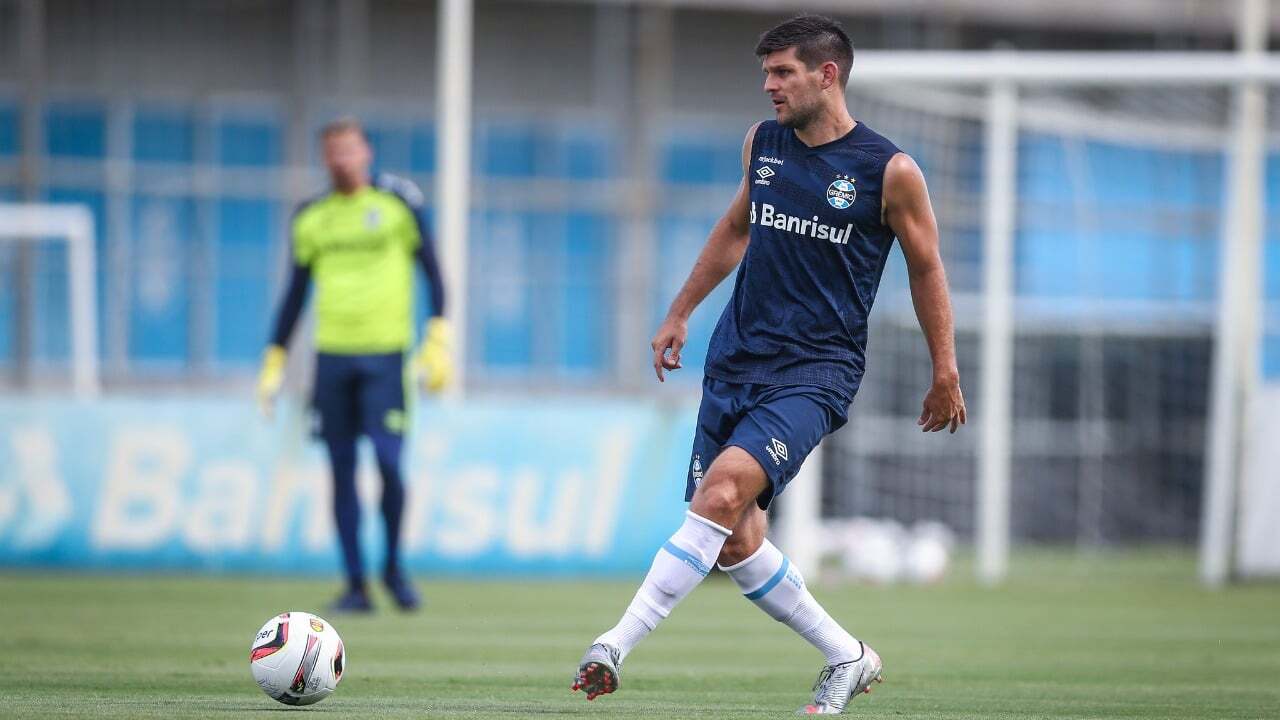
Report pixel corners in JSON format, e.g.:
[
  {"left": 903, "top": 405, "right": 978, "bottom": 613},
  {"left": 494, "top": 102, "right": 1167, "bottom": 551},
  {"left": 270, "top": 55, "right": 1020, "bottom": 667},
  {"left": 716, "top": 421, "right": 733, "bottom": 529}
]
[
  {"left": 369, "top": 435, "right": 403, "bottom": 474},
  {"left": 694, "top": 475, "right": 752, "bottom": 525}
]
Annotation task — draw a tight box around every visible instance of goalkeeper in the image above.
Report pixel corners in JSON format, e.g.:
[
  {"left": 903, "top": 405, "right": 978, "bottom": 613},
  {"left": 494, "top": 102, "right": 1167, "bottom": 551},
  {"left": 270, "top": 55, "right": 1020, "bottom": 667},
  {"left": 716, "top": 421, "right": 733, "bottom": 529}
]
[{"left": 258, "top": 118, "right": 449, "bottom": 613}]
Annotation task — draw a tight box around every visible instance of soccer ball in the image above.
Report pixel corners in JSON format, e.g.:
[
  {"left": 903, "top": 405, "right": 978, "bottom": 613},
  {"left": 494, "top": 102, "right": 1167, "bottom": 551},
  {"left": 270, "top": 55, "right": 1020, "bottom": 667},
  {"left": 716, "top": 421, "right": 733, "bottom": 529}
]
[{"left": 249, "top": 611, "right": 345, "bottom": 706}]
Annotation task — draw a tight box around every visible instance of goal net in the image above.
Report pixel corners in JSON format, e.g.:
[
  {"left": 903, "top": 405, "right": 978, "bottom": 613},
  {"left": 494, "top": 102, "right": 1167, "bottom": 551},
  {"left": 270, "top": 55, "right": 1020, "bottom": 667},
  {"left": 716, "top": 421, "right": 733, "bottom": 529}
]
[{"left": 813, "top": 63, "right": 1278, "bottom": 583}]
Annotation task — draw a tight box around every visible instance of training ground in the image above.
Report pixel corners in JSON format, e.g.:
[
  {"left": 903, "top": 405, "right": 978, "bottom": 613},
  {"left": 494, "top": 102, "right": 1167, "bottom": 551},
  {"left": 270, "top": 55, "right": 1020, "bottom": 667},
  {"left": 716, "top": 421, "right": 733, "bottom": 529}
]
[{"left": 1, "top": 551, "right": 1276, "bottom": 719}]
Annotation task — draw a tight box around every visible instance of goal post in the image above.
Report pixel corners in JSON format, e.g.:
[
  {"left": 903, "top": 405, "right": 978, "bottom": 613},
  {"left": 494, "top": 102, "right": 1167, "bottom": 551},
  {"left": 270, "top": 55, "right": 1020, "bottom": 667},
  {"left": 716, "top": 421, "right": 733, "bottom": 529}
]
[
  {"left": 0, "top": 203, "right": 100, "bottom": 398},
  {"left": 435, "top": 0, "right": 473, "bottom": 398}
]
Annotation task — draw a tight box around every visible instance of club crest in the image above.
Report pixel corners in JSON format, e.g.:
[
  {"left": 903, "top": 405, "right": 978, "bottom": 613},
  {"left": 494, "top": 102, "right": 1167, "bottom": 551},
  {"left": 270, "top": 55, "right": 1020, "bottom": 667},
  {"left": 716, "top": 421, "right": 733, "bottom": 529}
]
[{"left": 826, "top": 177, "right": 856, "bottom": 209}]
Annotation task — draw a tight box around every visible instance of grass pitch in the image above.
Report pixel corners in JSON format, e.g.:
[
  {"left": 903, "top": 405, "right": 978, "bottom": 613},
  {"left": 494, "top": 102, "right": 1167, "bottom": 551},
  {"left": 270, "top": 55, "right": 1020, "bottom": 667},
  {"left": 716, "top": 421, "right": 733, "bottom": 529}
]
[{"left": 1, "top": 552, "right": 1277, "bottom": 719}]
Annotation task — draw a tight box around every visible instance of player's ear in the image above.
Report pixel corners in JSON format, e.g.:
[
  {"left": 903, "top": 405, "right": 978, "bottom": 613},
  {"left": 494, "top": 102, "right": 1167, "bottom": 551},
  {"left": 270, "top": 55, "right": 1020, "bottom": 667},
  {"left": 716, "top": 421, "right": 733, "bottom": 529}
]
[{"left": 822, "top": 60, "right": 839, "bottom": 89}]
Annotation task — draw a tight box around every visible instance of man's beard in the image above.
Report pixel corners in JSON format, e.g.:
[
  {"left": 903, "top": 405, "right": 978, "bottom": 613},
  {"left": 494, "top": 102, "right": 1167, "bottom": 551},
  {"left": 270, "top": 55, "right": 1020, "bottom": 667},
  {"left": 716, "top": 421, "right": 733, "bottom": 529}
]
[
  {"left": 330, "top": 169, "right": 365, "bottom": 192},
  {"left": 777, "top": 97, "right": 821, "bottom": 130}
]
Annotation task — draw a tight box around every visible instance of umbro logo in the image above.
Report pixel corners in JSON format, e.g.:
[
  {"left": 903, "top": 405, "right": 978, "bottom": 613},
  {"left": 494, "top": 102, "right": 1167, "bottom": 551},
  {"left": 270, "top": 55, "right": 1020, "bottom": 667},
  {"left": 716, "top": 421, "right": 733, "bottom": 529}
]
[
  {"left": 755, "top": 165, "right": 775, "bottom": 180},
  {"left": 766, "top": 437, "right": 789, "bottom": 466}
]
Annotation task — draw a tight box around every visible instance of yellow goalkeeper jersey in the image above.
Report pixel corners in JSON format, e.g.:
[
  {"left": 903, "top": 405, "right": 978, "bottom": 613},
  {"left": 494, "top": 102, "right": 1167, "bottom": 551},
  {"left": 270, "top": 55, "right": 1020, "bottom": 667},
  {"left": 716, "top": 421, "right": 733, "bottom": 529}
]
[{"left": 291, "top": 177, "right": 424, "bottom": 354}]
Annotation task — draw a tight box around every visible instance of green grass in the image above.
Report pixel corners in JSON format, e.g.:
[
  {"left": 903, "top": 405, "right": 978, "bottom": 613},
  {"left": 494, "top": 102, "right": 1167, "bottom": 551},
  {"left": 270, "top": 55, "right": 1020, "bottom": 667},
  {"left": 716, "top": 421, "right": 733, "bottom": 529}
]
[{"left": 1, "top": 552, "right": 1278, "bottom": 719}]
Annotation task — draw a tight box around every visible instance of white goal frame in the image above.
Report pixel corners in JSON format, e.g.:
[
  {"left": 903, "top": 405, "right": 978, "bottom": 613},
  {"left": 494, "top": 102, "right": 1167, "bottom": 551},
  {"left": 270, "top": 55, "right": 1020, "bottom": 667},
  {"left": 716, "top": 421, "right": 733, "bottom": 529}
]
[
  {"left": 794, "top": 4, "right": 1275, "bottom": 587},
  {"left": 0, "top": 203, "right": 100, "bottom": 398}
]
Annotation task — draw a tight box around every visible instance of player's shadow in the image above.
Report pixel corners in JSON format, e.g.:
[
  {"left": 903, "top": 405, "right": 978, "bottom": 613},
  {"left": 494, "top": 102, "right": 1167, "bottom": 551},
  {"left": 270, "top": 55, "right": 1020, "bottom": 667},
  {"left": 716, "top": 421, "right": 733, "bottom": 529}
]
[
  {"left": 206, "top": 702, "right": 581, "bottom": 712},
  {"left": 208, "top": 706, "right": 340, "bottom": 713}
]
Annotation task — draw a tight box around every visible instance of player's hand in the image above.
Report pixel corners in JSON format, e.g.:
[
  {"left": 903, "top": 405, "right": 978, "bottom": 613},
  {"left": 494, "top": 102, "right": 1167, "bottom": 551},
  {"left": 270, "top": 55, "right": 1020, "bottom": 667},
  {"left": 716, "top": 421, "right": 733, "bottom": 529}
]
[
  {"left": 415, "top": 317, "right": 453, "bottom": 394},
  {"left": 256, "top": 345, "right": 287, "bottom": 419},
  {"left": 651, "top": 315, "right": 688, "bottom": 382},
  {"left": 919, "top": 372, "right": 966, "bottom": 433}
]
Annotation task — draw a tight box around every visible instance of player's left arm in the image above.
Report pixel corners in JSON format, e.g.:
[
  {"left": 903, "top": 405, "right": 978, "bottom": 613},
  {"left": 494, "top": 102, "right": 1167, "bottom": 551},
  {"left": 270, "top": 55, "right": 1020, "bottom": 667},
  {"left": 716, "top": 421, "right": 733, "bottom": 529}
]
[
  {"left": 412, "top": 220, "right": 446, "bottom": 319},
  {"left": 387, "top": 174, "right": 452, "bottom": 393},
  {"left": 412, "top": 212, "right": 451, "bottom": 392},
  {"left": 883, "top": 152, "right": 967, "bottom": 433}
]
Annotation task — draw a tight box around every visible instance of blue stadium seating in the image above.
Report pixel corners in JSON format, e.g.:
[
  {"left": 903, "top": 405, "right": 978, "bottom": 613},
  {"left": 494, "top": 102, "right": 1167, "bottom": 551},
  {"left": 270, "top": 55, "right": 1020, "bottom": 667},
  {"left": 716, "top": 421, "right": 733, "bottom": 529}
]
[
  {"left": 128, "top": 195, "right": 194, "bottom": 364},
  {"left": 216, "top": 198, "right": 281, "bottom": 365},
  {"left": 134, "top": 109, "right": 195, "bottom": 164},
  {"left": 218, "top": 116, "right": 282, "bottom": 168},
  {"left": 1018, "top": 133, "right": 1224, "bottom": 302},
  {"left": 45, "top": 102, "right": 105, "bottom": 158}
]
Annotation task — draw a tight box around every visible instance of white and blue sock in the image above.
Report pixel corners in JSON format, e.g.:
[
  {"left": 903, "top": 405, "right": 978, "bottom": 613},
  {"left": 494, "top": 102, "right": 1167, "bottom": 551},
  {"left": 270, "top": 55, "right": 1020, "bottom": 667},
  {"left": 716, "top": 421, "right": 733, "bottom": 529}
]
[
  {"left": 721, "top": 538, "right": 861, "bottom": 664},
  {"left": 594, "top": 510, "right": 732, "bottom": 659}
]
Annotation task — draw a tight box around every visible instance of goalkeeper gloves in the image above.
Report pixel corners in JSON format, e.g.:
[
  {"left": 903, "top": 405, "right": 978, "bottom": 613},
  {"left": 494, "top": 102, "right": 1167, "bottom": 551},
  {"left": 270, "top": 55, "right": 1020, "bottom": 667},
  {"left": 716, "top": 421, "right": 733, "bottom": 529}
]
[
  {"left": 256, "top": 345, "right": 287, "bottom": 418},
  {"left": 415, "top": 317, "right": 453, "bottom": 394}
]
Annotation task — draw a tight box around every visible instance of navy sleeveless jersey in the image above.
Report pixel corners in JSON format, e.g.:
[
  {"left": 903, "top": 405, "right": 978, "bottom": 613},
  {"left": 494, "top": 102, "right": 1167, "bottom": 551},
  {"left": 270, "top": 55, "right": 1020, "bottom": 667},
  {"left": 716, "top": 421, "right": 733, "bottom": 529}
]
[{"left": 704, "top": 120, "right": 901, "bottom": 400}]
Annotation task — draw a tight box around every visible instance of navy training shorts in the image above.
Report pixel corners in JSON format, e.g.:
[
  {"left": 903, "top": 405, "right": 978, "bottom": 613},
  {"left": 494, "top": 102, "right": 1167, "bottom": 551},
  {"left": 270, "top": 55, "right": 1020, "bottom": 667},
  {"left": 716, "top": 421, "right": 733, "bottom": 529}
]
[
  {"left": 311, "top": 352, "right": 408, "bottom": 442},
  {"left": 685, "top": 376, "right": 851, "bottom": 510}
]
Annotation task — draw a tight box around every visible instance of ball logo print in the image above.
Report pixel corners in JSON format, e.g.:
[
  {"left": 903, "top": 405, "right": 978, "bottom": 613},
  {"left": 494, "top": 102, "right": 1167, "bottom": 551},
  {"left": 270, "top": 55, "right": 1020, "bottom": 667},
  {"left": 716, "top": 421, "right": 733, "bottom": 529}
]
[
  {"left": 290, "top": 634, "right": 323, "bottom": 695},
  {"left": 249, "top": 619, "right": 288, "bottom": 662},
  {"left": 826, "top": 177, "right": 856, "bottom": 209}
]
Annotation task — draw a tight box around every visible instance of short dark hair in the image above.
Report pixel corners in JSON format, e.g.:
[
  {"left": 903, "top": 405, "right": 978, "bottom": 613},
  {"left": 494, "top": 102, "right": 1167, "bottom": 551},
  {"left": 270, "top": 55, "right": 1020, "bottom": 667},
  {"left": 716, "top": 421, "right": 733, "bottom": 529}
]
[
  {"left": 320, "top": 116, "right": 367, "bottom": 141},
  {"left": 755, "top": 15, "right": 854, "bottom": 87}
]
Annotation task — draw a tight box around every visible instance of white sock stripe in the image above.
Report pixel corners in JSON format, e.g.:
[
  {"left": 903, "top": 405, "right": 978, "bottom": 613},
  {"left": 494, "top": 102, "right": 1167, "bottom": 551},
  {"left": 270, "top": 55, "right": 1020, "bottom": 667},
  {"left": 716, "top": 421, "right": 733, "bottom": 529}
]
[{"left": 684, "top": 509, "right": 732, "bottom": 537}]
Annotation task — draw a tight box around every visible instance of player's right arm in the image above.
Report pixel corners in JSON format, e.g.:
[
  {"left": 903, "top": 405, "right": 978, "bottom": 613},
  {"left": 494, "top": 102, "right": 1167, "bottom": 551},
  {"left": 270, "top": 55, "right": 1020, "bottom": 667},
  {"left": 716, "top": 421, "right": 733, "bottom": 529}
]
[
  {"left": 257, "top": 212, "right": 315, "bottom": 416},
  {"left": 651, "top": 122, "right": 759, "bottom": 382}
]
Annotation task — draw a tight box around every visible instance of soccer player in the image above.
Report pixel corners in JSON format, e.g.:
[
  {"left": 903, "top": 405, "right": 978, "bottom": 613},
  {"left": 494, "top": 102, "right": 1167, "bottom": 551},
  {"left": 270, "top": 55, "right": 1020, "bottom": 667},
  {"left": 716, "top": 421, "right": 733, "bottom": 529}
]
[
  {"left": 572, "top": 15, "right": 966, "bottom": 714},
  {"left": 256, "top": 118, "right": 451, "bottom": 613}
]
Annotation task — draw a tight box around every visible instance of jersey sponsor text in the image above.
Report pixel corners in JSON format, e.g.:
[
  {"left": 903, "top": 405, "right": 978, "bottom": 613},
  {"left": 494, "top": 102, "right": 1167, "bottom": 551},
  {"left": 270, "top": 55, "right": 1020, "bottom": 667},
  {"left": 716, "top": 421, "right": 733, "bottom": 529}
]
[{"left": 750, "top": 202, "right": 853, "bottom": 245}]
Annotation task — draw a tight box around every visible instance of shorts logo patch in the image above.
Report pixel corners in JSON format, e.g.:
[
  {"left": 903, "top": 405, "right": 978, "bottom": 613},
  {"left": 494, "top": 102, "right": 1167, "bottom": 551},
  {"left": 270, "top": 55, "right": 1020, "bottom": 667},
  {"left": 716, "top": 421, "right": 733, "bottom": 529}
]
[
  {"left": 384, "top": 409, "right": 406, "bottom": 434},
  {"left": 691, "top": 454, "right": 704, "bottom": 486},
  {"left": 766, "top": 437, "right": 789, "bottom": 466}
]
